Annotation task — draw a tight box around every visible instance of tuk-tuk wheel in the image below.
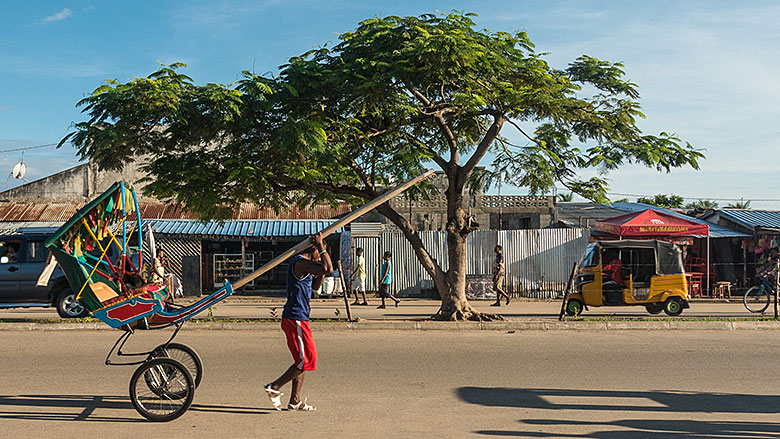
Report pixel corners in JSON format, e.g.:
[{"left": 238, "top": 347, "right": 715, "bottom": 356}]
[
  {"left": 663, "top": 298, "right": 683, "bottom": 316},
  {"left": 645, "top": 303, "right": 664, "bottom": 315},
  {"left": 565, "top": 299, "right": 584, "bottom": 316}
]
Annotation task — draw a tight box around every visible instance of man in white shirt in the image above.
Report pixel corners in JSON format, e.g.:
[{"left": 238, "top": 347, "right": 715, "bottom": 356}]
[{"left": 350, "top": 247, "right": 368, "bottom": 305}]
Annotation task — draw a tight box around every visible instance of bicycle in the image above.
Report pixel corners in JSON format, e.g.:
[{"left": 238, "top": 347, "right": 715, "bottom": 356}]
[{"left": 743, "top": 276, "right": 777, "bottom": 313}]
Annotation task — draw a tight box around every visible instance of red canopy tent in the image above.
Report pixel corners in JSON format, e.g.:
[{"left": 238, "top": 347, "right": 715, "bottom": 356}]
[
  {"left": 595, "top": 209, "right": 709, "bottom": 238},
  {"left": 595, "top": 208, "right": 711, "bottom": 295}
]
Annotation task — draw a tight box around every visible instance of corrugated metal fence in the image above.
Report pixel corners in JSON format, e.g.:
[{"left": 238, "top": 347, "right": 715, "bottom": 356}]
[
  {"left": 352, "top": 228, "right": 589, "bottom": 298},
  {"left": 156, "top": 237, "right": 202, "bottom": 281}
]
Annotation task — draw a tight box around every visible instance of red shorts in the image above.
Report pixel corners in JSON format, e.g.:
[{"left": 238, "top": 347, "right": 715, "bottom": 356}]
[{"left": 281, "top": 318, "right": 317, "bottom": 371}]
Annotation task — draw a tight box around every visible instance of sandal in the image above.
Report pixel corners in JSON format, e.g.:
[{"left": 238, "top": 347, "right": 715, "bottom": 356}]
[
  {"left": 264, "top": 384, "right": 283, "bottom": 411},
  {"left": 288, "top": 398, "right": 316, "bottom": 411}
]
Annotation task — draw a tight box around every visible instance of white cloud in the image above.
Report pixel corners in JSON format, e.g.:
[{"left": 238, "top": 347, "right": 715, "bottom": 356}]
[{"left": 42, "top": 8, "right": 73, "bottom": 24}]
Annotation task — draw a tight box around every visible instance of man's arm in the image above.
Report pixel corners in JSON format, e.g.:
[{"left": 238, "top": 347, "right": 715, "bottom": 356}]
[
  {"left": 294, "top": 234, "right": 333, "bottom": 289},
  {"left": 380, "top": 262, "right": 390, "bottom": 283}
]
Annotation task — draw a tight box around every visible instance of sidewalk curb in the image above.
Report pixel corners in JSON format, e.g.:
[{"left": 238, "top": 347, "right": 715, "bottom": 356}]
[{"left": 3, "top": 320, "right": 780, "bottom": 331}]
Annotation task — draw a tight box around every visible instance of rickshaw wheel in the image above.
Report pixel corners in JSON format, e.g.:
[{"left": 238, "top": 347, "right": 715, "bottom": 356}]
[
  {"left": 663, "top": 298, "right": 683, "bottom": 316},
  {"left": 645, "top": 303, "right": 664, "bottom": 315},
  {"left": 565, "top": 299, "right": 584, "bottom": 316},
  {"left": 130, "top": 358, "right": 194, "bottom": 422},
  {"left": 149, "top": 343, "right": 203, "bottom": 389}
]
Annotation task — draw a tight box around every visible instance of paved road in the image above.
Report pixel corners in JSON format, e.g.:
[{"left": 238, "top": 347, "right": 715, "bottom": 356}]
[
  {"left": 0, "top": 298, "right": 765, "bottom": 322},
  {"left": 1, "top": 329, "right": 780, "bottom": 438}
]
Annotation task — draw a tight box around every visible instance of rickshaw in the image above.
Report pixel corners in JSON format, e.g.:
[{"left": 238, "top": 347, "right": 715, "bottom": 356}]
[
  {"left": 45, "top": 171, "right": 433, "bottom": 422},
  {"left": 564, "top": 240, "right": 690, "bottom": 317}
]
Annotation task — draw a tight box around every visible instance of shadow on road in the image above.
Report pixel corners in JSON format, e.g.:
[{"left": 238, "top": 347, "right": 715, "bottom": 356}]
[
  {"left": 0, "top": 394, "right": 271, "bottom": 422},
  {"left": 457, "top": 387, "right": 780, "bottom": 438}
]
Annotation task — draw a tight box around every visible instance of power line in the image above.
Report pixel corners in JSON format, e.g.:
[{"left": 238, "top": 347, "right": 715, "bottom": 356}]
[
  {"left": 553, "top": 188, "right": 780, "bottom": 202},
  {"left": 604, "top": 191, "right": 780, "bottom": 202},
  {"left": 0, "top": 142, "right": 65, "bottom": 154}
]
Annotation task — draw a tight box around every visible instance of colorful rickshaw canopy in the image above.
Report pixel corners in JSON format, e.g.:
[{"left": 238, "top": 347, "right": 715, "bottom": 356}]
[{"left": 595, "top": 209, "right": 710, "bottom": 237}]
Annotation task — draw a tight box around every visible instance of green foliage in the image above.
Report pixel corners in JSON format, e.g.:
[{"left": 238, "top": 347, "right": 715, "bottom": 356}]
[
  {"left": 557, "top": 192, "right": 574, "bottom": 202},
  {"left": 685, "top": 199, "right": 719, "bottom": 210},
  {"left": 64, "top": 11, "right": 702, "bottom": 215},
  {"left": 637, "top": 194, "right": 684, "bottom": 208},
  {"left": 726, "top": 199, "right": 751, "bottom": 209}
]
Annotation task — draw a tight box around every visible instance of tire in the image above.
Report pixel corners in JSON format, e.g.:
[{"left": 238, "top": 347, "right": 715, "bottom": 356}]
[
  {"left": 149, "top": 343, "right": 203, "bottom": 389},
  {"left": 744, "top": 286, "right": 771, "bottom": 313},
  {"left": 663, "top": 298, "right": 684, "bottom": 316},
  {"left": 645, "top": 303, "right": 664, "bottom": 315},
  {"left": 55, "top": 290, "right": 88, "bottom": 318},
  {"left": 130, "top": 358, "right": 194, "bottom": 422},
  {"left": 565, "top": 299, "right": 584, "bottom": 316}
]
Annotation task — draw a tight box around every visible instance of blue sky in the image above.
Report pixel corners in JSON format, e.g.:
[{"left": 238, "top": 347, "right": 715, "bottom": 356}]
[{"left": 1, "top": 1, "right": 778, "bottom": 207}]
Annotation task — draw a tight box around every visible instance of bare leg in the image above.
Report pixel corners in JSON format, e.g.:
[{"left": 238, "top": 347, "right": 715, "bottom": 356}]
[
  {"left": 269, "top": 364, "right": 303, "bottom": 393},
  {"left": 360, "top": 290, "right": 368, "bottom": 304},
  {"left": 289, "top": 371, "right": 305, "bottom": 405},
  {"left": 389, "top": 294, "right": 400, "bottom": 307},
  {"left": 352, "top": 289, "right": 360, "bottom": 304},
  {"left": 498, "top": 287, "right": 509, "bottom": 304}
]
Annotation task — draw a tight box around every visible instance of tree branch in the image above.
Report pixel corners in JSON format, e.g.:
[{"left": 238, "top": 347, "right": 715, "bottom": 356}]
[
  {"left": 460, "top": 114, "right": 505, "bottom": 185},
  {"left": 273, "top": 175, "right": 373, "bottom": 200},
  {"left": 407, "top": 87, "right": 432, "bottom": 107},
  {"left": 376, "top": 203, "right": 448, "bottom": 289},
  {"left": 401, "top": 132, "right": 449, "bottom": 171},
  {"left": 435, "top": 113, "right": 459, "bottom": 165},
  {"left": 506, "top": 118, "right": 542, "bottom": 147}
]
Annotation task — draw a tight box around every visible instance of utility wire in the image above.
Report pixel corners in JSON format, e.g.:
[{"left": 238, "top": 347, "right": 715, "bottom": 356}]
[
  {"left": 552, "top": 188, "right": 780, "bottom": 202},
  {"left": 0, "top": 142, "right": 65, "bottom": 154},
  {"left": 604, "top": 191, "right": 780, "bottom": 203}
]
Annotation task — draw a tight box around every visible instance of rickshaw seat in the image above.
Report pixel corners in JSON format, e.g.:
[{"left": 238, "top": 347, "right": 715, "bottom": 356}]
[{"left": 90, "top": 282, "right": 120, "bottom": 302}]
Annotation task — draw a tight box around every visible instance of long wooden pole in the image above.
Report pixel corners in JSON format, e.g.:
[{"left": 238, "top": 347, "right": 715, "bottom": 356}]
[
  {"left": 775, "top": 259, "right": 779, "bottom": 319},
  {"left": 558, "top": 262, "right": 578, "bottom": 321},
  {"left": 231, "top": 170, "right": 435, "bottom": 290},
  {"left": 337, "top": 260, "right": 353, "bottom": 322}
]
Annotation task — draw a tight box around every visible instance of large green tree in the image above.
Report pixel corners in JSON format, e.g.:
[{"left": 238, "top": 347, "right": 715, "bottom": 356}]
[{"left": 63, "top": 12, "right": 703, "bottom": 320}]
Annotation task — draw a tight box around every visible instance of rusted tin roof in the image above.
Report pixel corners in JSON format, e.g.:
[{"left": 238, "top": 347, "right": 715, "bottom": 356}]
[{"left": 0, "top": 201, "right": 350, "bottom": 221}]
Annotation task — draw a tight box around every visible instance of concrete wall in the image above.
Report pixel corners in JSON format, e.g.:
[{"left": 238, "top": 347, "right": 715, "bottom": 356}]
[{"left": 0, "top": 161, "right": 149, "bottom": 202}]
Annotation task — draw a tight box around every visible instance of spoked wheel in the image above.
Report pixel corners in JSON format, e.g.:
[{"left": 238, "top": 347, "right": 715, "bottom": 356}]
[
  {"left": 744, "top": 286, "right": 771, "bottom": 313},
  {"left": 149, "top": 343, "right": 203, "bottom": 389},
  {"left": 645, "top": 303, "right": 664, "bottom": 315},
  {"left": 130, "top": 358, "right": 194, "bottom": 422}
]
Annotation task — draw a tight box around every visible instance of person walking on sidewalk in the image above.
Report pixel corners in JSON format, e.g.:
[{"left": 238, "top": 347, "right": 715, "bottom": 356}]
[
  {"left": 264, "top": 233, "right": 332, "bottom": 411},
  {"left": 351, "top": 247, "right": 368, "bottom": 306},
  {"left": 491, "top": 245, "right": 510, "bottom": 306},
  {"left": 378, "top": 251, "right": 400, "bottom": 308}
]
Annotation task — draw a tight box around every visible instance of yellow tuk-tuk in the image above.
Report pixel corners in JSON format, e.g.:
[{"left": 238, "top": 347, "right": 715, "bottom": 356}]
[{"left": 565, "top": 240, "right": 690, "bottom": 316}]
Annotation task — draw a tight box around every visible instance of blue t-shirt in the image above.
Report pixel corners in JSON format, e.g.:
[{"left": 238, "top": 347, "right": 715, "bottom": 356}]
[
  {"left": 282, "top": 255, "right": 312, "bottom": 321},
  {"left": 381, "top": 260, "right": 392, "bottom": 285}
]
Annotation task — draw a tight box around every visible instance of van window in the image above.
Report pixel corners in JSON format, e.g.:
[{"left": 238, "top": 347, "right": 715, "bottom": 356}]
[
  {"left": 27, "top": 241, "right": 47, "bottom": 262},
  {"left": 0, "top": 241, "right": 20, "bottom": 263}
]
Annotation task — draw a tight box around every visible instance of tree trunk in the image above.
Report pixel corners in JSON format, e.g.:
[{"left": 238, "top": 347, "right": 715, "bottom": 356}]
[
  {"left": 431, "top": 173, "right": 502, "bottom": 321},
  {"left": 375, "top": 173, "right": 502, "bottom": 321}
]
